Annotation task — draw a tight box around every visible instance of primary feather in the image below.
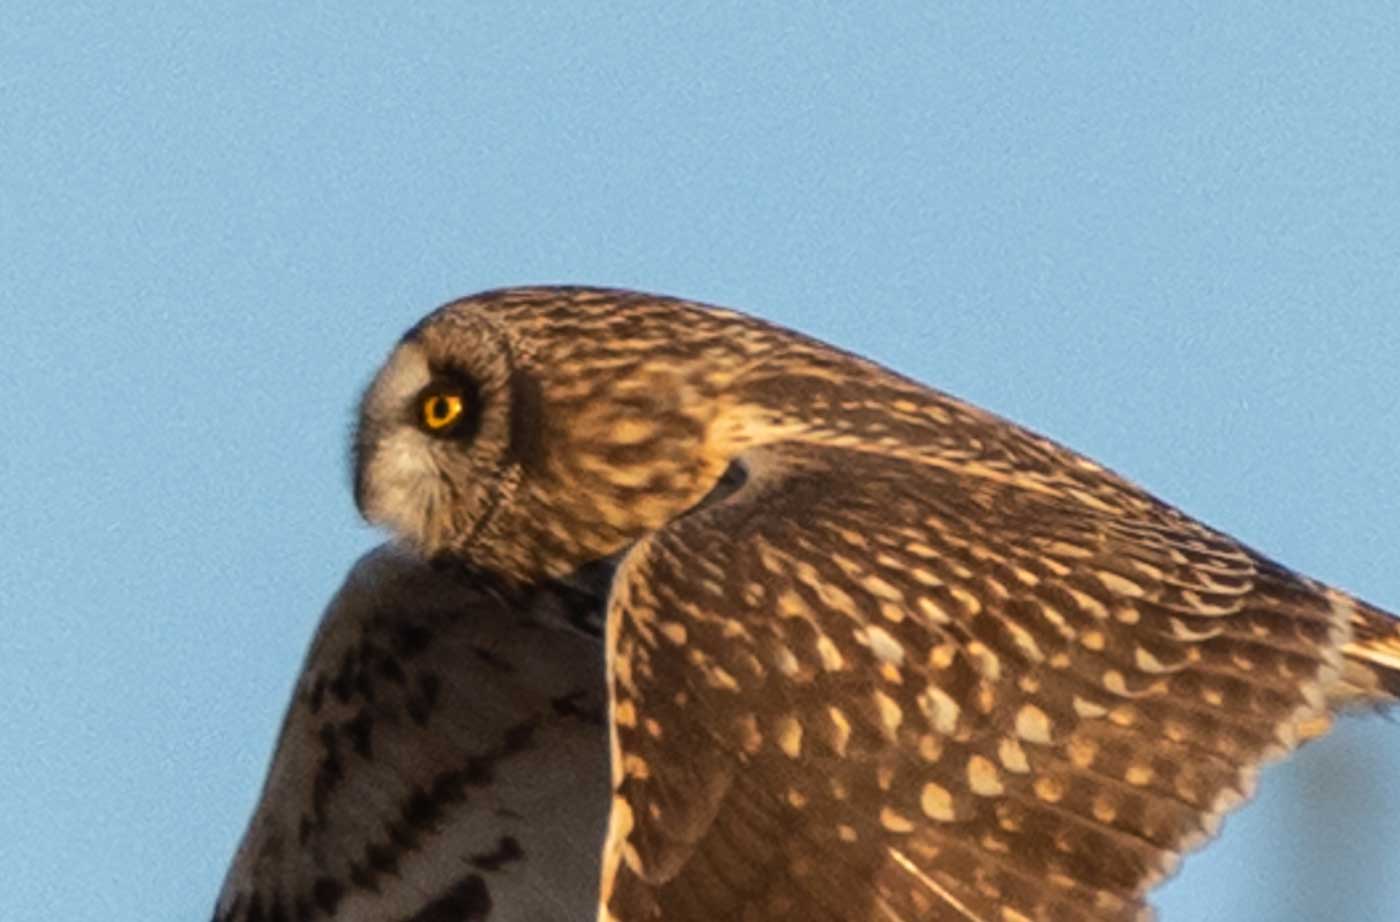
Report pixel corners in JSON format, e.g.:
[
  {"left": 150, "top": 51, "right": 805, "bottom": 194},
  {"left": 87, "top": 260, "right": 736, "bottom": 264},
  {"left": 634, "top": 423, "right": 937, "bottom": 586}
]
[{"left": 212, "top": 544, "right": 609, "bottom": 922}]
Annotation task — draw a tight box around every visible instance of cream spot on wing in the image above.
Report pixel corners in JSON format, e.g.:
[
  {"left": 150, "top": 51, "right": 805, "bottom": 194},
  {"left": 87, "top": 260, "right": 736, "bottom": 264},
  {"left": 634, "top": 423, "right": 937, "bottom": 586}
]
[
  {"left": 1068, "top": 588, "right": 1109, "bottom": 620},
  {"left": 777, "top": 590, "right": 811, "bottom": 618},
  {"left": 1015, "top": 704, "right": 1053, "bottom": 744},
  {"left": 864, "top": 625, "right": 906, "bottom": 666},
  {"left": 968, "top": 755, "right": 1004, "bottom": 796},
  {"left": 964, "top": 641, "right": 1002, "bottom": 680},
  {"left": 1080, "top": 630, "right": 1106, "bottom": 652},
  {"left": 813, "top": 707, "right": 849, "bottom": 757},
  {"left": 1128, "top": 558, "right": 1166, "bottom": 580},
  {"left": 1067, "top": 736, "right": 1098, "bottom": 769},
  {"left": 1073, "top": 695, "right": 1108, "bottom": 719},
  {"left": 1039, "top": 603, "right": 1072, "bottom": 636},
  {"left": 917, "top": 685, "right": 961, "bottom": 734},
  {"left": 1125, "top": 763, "right": 1154, "bottom": 786},
  {"left": 918, "top": 597, "right": 952, "bottom": 624},
  {"left": 998, "top": 737, "right": 1030, "bottom": 774},
  {"left": 907, "top": 542, "right": 939, "bottom": 559},
  {"left": 1108, "top": 705, "right": 1137, "bottom": 727},
  {"left": 1097, "top": 571, "right": 1145, "bottom": 598},
  {"left": 880, "top": 807, "right": 915, "bottom": 833},
  {"left": 1134, "top": 646, "right": 1173, "bottom": 673},
  {"left": 659, "top": 621, "right": 687, "bottom": 645},
  {"left": 1045, "top": 540, "right": 1093, "bottom": 559},
  {"left": 921, "top": 782, "right": 957, "bottom": 821},
  {"left": 1011, "top": 566, "right": 1041, "bottom": 587},
  {"left": 815, "top": 633, "right": 845, "bottom": 671},
  {"left": 838, "top": 824, "right": 858, "bottom": 842},
  {"left": 864, "top": 574, "right": 905, "bottom": 602},
  {"left": 983, "top": 576, "right": 1011, "bottom": 601},
  {"left": 815, "top": 581, "right": 859, "bottom": 616},
  {"left": 1006, "top": 621, "right": 1045, "bottom": 662},
  {"left": 879, "top": 601, "right": 907, "bottom": 623},
  {"left": 918, "top": 733, "right": 944, "bottom": 762},
  {"left": 775, "top": 715, "right": 803, "bottom": 758},
  {"left": 951, "top": 586, "right": 983, "bottom": 616},
  {"left": 710, "top": 666, "right": 740, "bottom": 691},
  {"left": 771, "top": 643, "right": 802, "bottom": 677},
  {"left": 1034, "top": 775, "right": 1065, "bottom": 803},
  {"left": 929, "top": 642, "right": 958, "bottom": 669},
  {"left": 910, "top": 567, "right": 943, "bottom": 587},
  {"left": 874, "top": 690, "right": 904, "bottom": 738},
  {"left": 614, "top": 699, "right": 637, "bottom": 728},
  {"left": 722, "top": 617, "right": 752, "bottom": 641},
  {"left": 837, "top": 528, "right": 869, "bottom": 548},
  {"left": 1092, "top": 794, "right": 1118, "bottom": 823}
]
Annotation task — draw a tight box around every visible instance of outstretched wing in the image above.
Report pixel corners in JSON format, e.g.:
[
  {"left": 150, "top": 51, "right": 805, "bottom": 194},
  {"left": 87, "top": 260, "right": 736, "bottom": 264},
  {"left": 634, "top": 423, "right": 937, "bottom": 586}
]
[
  {"left": 601, "top": 442, "right": 1362, "bottom": 922},
  {"left": 213, "top": 545, "right": 609, "bottom": 922}
]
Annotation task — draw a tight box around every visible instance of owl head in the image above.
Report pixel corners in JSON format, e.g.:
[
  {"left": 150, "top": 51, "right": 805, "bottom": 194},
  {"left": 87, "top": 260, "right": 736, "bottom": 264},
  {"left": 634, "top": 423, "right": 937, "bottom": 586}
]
[{"left": 352, "top": 287, "right": 784, "bottom": 582}]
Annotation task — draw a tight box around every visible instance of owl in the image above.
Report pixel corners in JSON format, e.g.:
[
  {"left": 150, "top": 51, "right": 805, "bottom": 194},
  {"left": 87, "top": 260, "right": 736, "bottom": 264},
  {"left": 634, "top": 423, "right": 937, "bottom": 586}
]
[
  {"left": 349, "top": 286, "right": 1397, "bottom": 922},
  {"left": 211, "top": 544, "right": 610, "bottom": 921}
]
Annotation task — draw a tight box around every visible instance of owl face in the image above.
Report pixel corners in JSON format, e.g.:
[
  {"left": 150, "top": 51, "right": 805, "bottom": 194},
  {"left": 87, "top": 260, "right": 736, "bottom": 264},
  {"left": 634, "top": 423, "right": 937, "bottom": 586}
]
[
  {"left": 353, "top": 309, "right": 519, "bottom": 565},
  {"left": 352, "top": 289, "right": 757, "bottom": 581}
]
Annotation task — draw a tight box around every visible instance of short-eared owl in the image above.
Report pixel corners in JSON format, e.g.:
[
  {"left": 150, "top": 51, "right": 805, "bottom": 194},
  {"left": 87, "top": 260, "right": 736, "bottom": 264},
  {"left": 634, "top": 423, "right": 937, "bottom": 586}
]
[{"left": 234, "top": 286, "right": 1400, "bottom": 922}]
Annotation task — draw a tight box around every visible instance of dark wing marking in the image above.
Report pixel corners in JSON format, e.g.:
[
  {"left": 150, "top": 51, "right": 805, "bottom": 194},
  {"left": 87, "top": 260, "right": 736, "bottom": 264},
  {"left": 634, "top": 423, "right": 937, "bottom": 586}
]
[
  {"left": 213, "top": 545, "right": 608, "bottom": 922},
  {"left": 601, "top": 442, "right": 1355, "bottom": 922}
]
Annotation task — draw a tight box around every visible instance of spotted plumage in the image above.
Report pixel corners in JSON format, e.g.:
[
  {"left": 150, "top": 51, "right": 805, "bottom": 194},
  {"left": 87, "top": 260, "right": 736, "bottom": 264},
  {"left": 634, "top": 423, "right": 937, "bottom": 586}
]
[
  {"left": 347, "top": 286, "right": 1399, "bottom": 922},
  {"left": 212, "top": 545, "right": 609, "bottom": 922}
]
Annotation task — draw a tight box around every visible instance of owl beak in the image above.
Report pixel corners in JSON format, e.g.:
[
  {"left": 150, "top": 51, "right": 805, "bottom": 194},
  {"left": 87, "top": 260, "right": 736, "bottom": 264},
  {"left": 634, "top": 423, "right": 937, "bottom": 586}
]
[{"left": 351, "top": 433, "right": 375, "bottom": 521}]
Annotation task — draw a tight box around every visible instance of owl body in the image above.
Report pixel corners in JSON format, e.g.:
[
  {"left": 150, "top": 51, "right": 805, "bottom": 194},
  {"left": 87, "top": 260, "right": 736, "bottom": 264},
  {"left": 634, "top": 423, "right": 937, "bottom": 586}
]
[{"left": 234, "top": 286, "right": 1399, "bottom": 922}]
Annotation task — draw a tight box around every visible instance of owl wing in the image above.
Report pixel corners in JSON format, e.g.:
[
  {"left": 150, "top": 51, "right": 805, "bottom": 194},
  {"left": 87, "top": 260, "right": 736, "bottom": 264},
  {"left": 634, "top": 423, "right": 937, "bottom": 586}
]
[
  {"left": 600, "top": 441, "right": 1355, "bottom": 922},
  {"left": 212, "top": 544, "right": 609, "bottom": 922}
]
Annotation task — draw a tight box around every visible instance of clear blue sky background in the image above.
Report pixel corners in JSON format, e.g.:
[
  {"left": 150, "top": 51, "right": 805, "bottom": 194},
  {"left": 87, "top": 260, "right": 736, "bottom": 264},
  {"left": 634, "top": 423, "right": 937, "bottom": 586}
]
[{"left": 2, "top": 4, "right": 1398, "bottom": 920}]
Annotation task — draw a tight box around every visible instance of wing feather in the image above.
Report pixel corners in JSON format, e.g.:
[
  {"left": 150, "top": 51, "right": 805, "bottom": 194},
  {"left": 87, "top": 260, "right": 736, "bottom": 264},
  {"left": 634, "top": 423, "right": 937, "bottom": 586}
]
[
  {"left": 601, "top": 442, "right": 1358, "bottom": 922},
  {"left": 213, "top": 545, "right": 609, "bottom": 922}
]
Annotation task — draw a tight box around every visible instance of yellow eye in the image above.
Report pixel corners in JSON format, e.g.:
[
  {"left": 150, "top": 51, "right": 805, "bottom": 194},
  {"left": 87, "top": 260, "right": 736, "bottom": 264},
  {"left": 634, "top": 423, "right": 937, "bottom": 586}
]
[{"left": 421, "top": 392, "right": 465, "bottom": 431}]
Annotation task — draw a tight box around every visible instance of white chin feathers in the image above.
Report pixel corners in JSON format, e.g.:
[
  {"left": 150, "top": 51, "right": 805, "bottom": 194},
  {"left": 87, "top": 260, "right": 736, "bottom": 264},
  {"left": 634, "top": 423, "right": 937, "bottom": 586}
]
[
  {"left": 361, "top": 427, "right": 452, "bottom": 553},
  {"left": 359, "top": 342, "right": 449, "bottom": 552}
]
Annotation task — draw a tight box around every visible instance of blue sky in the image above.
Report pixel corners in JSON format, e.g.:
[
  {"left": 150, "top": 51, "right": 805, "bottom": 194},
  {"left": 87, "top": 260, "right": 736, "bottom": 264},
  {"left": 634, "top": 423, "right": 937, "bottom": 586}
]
[{"left": 3, "top": 4, "right": 1398, "bottom": 920}]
